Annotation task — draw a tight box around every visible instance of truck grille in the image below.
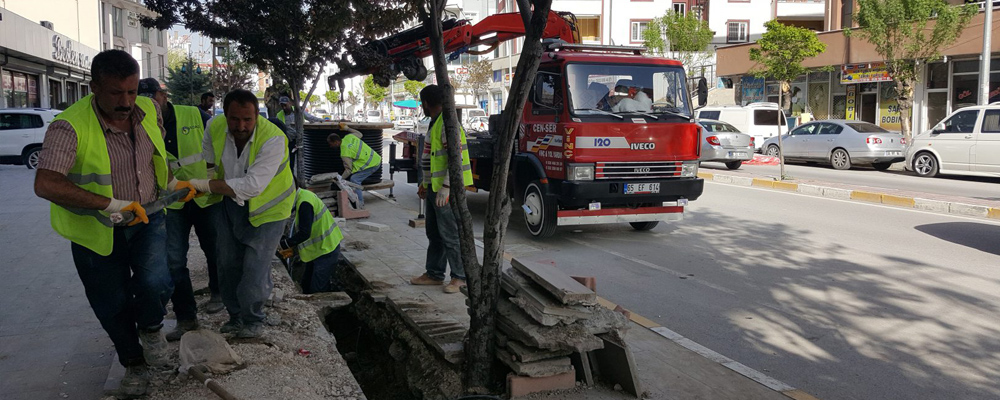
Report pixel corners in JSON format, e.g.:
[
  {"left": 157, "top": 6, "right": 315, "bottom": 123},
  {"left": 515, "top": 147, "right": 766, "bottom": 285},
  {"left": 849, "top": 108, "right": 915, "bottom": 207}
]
[{"left": 595, "top": 161, "right": 682, "bottom": 179}]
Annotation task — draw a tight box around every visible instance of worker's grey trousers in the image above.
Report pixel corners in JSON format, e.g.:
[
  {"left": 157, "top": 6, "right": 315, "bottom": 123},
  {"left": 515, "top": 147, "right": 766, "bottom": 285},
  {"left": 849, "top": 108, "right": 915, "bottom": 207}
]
[
  {"left": 213, "top": 198, "right": 285, "bottom": 325},
  {"left": 424, "top": 190, "right": 465, "bottom": 281}
]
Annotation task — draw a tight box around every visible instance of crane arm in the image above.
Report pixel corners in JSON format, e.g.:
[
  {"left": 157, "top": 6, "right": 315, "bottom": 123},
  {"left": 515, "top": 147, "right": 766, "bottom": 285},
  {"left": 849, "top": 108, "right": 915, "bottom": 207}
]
[{"left": 331, "top": 11, "right": 579, "bottom": 85}]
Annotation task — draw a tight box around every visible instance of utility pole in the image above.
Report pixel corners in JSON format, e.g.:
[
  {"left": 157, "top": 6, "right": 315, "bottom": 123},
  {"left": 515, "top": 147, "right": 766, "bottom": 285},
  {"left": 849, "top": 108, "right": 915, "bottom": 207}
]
[{"left": 980, "top": 0, "right": 993, "bottom": 105}]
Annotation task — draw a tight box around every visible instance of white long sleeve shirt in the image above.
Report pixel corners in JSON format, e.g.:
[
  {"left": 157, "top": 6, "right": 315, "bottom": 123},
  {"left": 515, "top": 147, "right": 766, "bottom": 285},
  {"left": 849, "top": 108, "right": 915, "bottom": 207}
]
[{"left": 202, "top": 117, "right": 286, "bottom": 205}]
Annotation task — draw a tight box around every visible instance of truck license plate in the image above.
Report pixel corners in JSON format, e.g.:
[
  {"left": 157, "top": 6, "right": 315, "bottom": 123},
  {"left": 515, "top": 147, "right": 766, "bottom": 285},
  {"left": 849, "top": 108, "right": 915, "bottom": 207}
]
[{"left": 624, "top": 183, "right": 660, "bottom": 194}]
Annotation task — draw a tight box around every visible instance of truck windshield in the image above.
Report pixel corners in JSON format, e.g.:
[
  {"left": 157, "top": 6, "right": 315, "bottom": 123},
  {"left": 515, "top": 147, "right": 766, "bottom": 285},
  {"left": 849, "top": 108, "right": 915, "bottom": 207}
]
[{"left": 567, "top": 63, "right": 691, "bottom": 118}]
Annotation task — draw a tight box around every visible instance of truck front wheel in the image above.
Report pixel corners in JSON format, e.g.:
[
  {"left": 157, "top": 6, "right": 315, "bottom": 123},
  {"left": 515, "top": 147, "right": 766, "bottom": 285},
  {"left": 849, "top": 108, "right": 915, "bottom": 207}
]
[
  {"left": 629, "top": 221, "right": 659, "bottom": 231},
  {"left": 523, "top": 182, "right": 557, "bottom": 238}
]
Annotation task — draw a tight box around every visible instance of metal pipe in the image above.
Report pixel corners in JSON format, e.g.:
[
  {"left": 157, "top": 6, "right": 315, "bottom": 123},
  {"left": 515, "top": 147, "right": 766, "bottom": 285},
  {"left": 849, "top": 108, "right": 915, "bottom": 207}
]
[{"left": 189, "top": 365, "right": 241, "bottom": 400}]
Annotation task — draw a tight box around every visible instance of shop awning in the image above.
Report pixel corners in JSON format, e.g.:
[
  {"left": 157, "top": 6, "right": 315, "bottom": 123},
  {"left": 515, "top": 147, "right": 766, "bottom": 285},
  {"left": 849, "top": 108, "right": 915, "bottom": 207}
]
[{"left": 393, "top": 100, "right": 420, "bottom": 109}]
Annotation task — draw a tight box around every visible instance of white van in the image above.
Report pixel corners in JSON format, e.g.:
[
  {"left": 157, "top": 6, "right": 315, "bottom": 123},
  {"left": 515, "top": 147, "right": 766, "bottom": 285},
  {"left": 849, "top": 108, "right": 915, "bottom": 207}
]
[
  {"left": 695, "top": 103, "right": 787, "bottom": 151},
  {"left": 904, "top": 105, "right": 1000, "bottom": 178},
  {"left": 366, "top": 109, "right": 383, "bottom": 123}
]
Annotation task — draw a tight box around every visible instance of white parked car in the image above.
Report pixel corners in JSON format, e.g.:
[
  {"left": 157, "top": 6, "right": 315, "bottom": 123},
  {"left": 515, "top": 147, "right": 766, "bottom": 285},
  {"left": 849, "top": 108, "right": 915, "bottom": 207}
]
[
  {"left": 366, "top": 109, "right": 383, "bottom": 123},
  {"left": 905, "top": 105, "right": 1000, "bottom": 177},
  {"left": 0, "top": 108, "right": 61, "bottom": 169},
  {"left": 416, "top": 116, "right": 431, "bottom": 134},
  {"left": 466, "top": 116, "right": 489, "bottom": 132},
  {"left": 697, "top": 119, "right": 754, "bottom": 170},
  {"left": 695, "top": 103, "right": 787, "bottom": 151},
  {"left": 394, "top": 115, "right": 415, "bottom": 130}
]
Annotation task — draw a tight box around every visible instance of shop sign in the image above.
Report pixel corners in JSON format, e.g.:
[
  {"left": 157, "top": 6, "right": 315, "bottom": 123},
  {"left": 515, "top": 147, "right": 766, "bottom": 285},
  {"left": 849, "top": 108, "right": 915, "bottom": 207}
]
[
  {"left": 740, "top": 76, "right": 765, "bottom": 105},
  {"left": 845, "top": 84, "right": 856, "bottom": 120},
  {"left": 51, "top": 35, "right": 92, "bottom": 68},
  {"left": 841, "top": 63, "right": 891, "bottom": 84},
  {"left": 879, "top": 83, "right": 901, "bottom": 131}
]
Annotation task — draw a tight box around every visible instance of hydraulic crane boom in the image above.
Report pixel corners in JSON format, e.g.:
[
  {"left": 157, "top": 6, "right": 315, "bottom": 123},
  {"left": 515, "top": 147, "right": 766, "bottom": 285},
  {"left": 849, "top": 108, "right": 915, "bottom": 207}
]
[{"left": 330, "top": 11, "right": 580, "bottom": 87}]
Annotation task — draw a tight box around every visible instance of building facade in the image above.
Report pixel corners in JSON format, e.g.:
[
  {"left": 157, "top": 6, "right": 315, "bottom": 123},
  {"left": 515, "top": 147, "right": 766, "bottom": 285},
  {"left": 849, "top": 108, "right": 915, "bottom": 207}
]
[
  {"left": 717, "top": 1, "right": 999, "bottom": 133},
  {"left": 98, "top": 0, "right": 169, "bottom": 82},
  {"left": 1, "top": 7, "right": 99, "bottom": 108}
]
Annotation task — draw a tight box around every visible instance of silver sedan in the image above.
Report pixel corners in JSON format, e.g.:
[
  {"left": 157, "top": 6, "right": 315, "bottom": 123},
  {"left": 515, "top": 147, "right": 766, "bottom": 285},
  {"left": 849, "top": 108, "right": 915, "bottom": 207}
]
[
  {"left": 760, "top": 120, "right": 906, "bottom": 170},
  {"left": 698, "top": 119, "right": 755, "bottom": 170}
]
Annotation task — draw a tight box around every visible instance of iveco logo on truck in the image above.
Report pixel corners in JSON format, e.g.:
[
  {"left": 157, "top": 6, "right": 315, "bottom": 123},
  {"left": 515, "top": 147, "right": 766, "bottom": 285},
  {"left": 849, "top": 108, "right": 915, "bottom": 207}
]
[
  {"left": 630, "top": 142, "right": 656, "bottom": 150},
  {"left": 633, "top": 167, "right": 651, "bottom": 173}
]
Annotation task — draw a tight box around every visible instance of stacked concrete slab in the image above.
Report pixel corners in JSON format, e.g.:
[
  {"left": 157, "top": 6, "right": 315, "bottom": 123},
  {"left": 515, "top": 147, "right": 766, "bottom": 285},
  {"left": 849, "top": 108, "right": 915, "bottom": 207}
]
[{"left": 497, "top": 258, "right": 630, "bottom": 397}]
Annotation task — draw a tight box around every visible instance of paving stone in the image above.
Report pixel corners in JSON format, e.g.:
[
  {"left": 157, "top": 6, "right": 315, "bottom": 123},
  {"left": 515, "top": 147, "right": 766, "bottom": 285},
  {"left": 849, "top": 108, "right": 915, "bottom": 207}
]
[
  {"left": 358, "top": 222, "right": 390, "bottom": 232},
  {"left": 497, "top": 348, "right": 573, "bottom": 377},
  {"left": 511, "top": 258, "right": 597, "bottom": 306}
]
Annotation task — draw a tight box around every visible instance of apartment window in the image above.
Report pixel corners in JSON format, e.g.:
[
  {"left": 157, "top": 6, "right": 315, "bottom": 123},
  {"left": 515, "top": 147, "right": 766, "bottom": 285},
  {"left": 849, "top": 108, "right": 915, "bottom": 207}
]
[
  {"left": 113, "top": 7, "right": 124, "bottom": 38},
  {"left": 142, "top": 27, "right": 150, "bottom": 44},
  {"left": 577, "top": 16, "right": 601, "bottom": 42},
  {"left": 673, "top": 3, "right": 686, "bottom": 16},
  {"left": 727, "top": 21, "right": 749, "bottom": 43},
  {"left": 493, "top": 69, "right": 502, "bottom": 83},
  {"left": 630, "top": 21, "right": 650, "bottom": 43},
  {"left": 146, "top": 52, "right": 152, "bottom": 78},
  {"left": 158, "top": 55, "right": 165, "bottom": 80},
  {"left": 101, "top": 3, "right": 107, "bottom": 33},
  {"left": 157, "top": 30, "right": 164, "bottom": 47}
]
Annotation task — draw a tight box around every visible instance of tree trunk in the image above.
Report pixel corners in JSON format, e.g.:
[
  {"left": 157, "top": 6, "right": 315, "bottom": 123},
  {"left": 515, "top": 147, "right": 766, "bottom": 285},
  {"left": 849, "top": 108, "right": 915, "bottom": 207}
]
[
  {"left": 424, "top": 0, "right": 553, "bottom": 394},
  {"left": 895, "top": 78, "right": 914, "bottom": 141}
]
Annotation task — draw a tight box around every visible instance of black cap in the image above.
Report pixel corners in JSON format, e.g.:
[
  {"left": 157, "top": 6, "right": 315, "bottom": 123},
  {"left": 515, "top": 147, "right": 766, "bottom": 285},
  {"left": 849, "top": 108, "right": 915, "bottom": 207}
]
[{"left": 138, "top": 78, "right": 164, "bottom": 96}]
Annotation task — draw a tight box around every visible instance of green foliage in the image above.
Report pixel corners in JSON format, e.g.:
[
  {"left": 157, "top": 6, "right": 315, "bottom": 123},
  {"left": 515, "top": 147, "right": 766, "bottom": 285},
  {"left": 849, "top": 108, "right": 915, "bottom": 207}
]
[
  {"left": 362, "top": 76, "right": 387, "bottom": 106},
  {"left": 464, "top": 59, "right": 493, "bottom": 99},
  {"left": 403, "top": 80, "right": 426, "bottom": 99},
  {"left": 851, "top": 0, "right": 976, "bottom": 85},
  {"left": 212, "top": 48, "right": 257, "bottom": 96},
  {"left": 324, "top": 90, "right": 340, "bottom": 104},
  {"left": 346, "top": 91, "right": 359, "bottom": 106},
  {"left": 165, "top": 57, "right": 212, "bottom": 106},
  {"left": 166, "top": 47, "right": 186, "bottom": 70},
  {"left": 749, "top": 21, "right": 827, "bottom": 83},
  {"left": 298, "top": 91, "right": 321, "bottom": 106},
  {"left": 642, "top": 11, "right": 714, "bottom": 69}
]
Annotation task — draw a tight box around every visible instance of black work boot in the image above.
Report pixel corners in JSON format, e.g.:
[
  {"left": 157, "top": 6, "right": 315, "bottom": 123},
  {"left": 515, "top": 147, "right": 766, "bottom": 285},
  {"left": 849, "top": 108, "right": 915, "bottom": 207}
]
[{"left": 165, "top": 319, "right": 200, "bottom": 342}]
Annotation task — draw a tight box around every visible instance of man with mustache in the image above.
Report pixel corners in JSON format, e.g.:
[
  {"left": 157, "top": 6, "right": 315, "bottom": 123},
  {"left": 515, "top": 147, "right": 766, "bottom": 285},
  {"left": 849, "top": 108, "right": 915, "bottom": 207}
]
[
  {"left": 186, "top": 89, "right": 294, "bottom": 339},
  {"left": 34, "top": 49, "right": 199, "bottom": 397}
]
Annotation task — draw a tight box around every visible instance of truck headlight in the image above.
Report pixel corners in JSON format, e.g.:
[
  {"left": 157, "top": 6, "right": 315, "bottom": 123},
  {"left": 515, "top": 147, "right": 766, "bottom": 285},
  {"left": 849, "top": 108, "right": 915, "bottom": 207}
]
[
  {"left": 567, "top": 163, "right": 594, "bottom": 181},
  {"left": 680, "top": 161, "right": 698, "bottom": 177}
]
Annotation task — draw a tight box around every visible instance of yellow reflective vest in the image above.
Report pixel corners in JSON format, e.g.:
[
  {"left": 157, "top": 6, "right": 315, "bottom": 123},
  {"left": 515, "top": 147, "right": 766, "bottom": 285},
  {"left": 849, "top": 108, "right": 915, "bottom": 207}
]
[
  {"left": 166, "top": 104, "right": 222, "bottom": 209},
  {"left": 426, "top": 116, "right": 472, "bottom": 192},
  {"left": 50, "top": 95, "right": 168, "bottom": 256},
  {"left": 339, "top": 134, "right": 381, "bottom": 173},
  {"left": 292, "top": 189, "right": 343, "bottom": 262}
]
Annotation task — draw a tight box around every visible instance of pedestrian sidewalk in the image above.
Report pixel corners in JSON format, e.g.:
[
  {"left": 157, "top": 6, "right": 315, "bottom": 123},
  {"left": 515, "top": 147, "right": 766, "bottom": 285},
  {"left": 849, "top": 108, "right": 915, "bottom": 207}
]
[
  {"left": 339, "top": 195, "right": 806, "bottom": 399},
  {"left": 697, "top": 169, "right": 1000, "bottom": 220}
]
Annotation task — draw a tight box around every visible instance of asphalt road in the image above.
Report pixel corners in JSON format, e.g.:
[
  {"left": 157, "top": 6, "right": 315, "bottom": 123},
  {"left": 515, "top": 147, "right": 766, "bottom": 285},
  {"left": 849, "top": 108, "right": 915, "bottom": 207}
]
[
  {"left": 381, "top": 140, "right": 1000, "bottom": 399},
  {"left": 699, "top": 160, "right": 1000, "bottom": 202}
]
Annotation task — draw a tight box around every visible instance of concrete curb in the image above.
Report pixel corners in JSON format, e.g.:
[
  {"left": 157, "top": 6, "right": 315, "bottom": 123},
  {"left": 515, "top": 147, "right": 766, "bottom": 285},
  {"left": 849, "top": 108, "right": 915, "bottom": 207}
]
[
  {"left": 698, "top": 172, "right": 1000, "bottom": 220},
  {"left": 596, "top": 297, "right": 822, "bottom": 400}
]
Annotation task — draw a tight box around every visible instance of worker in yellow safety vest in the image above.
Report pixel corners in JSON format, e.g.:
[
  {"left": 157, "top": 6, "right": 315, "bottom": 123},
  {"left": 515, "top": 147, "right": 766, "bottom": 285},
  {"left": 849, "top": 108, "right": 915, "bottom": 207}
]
[
  {"left": 409, "top": 85, "right": 473, "bottom": 294},
  {"left": 33, "top": 50, "right": 200, "bottom": 397},
  {"left": 136, "top": 78, "right": 225, "bottom": 343},
  {"left": 187, "top": 89, "right": 294, "bottom": 339},
  {"left": 326, "top": 123, "right": 382, "bottom": 208},
  {"left": 278, "top": 188, "right": 344, "bottom": 293}
]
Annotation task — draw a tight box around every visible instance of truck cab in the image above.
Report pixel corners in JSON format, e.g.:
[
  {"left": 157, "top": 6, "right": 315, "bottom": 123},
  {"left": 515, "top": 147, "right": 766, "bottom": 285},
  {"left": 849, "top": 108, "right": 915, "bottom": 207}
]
[{"left": 497, "top": 44, "right": 703, "bottom": 237}]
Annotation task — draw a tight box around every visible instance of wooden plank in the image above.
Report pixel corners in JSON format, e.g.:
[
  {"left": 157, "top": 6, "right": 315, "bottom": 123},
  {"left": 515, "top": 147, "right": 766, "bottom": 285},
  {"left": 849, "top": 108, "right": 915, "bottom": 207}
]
[{"left": 511, "top": 258, "right": 597, "bottom": 306}]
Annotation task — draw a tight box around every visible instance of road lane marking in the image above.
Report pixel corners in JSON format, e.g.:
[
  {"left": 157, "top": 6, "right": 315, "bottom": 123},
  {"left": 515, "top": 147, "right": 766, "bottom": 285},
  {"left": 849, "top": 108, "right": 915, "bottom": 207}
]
[
  {"left": 704, "top": 181, "right": 1000, "bottom": 226},
  {"left": 565, "top": 237, "right": 737, "bottom": 296}
]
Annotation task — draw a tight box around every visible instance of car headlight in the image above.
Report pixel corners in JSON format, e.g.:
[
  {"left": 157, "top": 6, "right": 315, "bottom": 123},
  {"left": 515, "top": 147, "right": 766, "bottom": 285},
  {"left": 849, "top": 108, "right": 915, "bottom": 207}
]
[
  {"left": 567, "top": 163, "right": 594, "bottom": 181},
  {"left": 680, "top": 161, "right": 698, "bottom": 177}
]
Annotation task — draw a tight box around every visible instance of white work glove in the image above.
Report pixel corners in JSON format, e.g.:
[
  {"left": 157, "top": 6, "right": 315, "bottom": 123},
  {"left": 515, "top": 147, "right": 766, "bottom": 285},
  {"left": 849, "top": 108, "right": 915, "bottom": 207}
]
[
  {"left": 435, "top": 186, "right": 450, "bottom": 208},
  {"left": 103, "top": 198, "right": 132, "bottom": 213},
  {"left": 188, "top": 179, "right": 213, "bottom": 194}
]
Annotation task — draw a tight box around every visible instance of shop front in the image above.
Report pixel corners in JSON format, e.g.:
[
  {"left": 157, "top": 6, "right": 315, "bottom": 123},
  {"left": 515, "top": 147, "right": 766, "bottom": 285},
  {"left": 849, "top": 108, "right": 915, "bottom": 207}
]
[{"left": 0, "top": 7, "right": 98, "bottom": 109}]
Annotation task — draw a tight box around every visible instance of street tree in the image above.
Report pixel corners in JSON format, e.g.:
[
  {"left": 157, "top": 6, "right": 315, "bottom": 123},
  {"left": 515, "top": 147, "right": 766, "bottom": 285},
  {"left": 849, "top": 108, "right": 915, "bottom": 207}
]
[
  {"left": 749, "top": 20, "right": 826, "bottom": 180},
  {"left": 167, "top": 47, "right": 187, "bottom": 70},
  {"left": 642, "top": 10, "right": 714, "bottom": 73},
  {"left": 850, "top": 0, "right": 976, "bottom": 140},
  {"left": 299, "top": 91, "right": 321, "bottom": 108},
  {"left": 464, "top": 59, "right": 493, "bottom": 107},
  {"left": 211, "top": 48, "right": 257, "bottom": 97},
  {"left": 142, "top": 0, "right": 416, "bottom": 181},
  {"left": 362, "top": 75, "right": 388, "bottom": 109},
  {"left": 324, "top": 90, "right": 340, "bottom": 104},
  {"left": 404, "top": 80, "right": 426, "bottom": 99},
  {"left": 165, "top": 57, "right": 212, "bottom": 106},
  {"left": 419, "top": 0, "right": 555, "bottom": 393}
]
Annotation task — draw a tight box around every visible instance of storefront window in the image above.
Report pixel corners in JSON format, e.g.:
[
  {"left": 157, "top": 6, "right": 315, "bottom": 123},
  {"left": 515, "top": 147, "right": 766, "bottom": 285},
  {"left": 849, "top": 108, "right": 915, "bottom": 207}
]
[
  {"left": 953, "top": 60, "right": 979, "bottom": 74},
  {"left": 66, "top": 83, "right": 78, "bottom": 104},
  {"left": 927, "top": 62, "right": 948, "bottom": 89},
  {"left": 50, "top": 80, "right": 62, "bottom": 108},
  {"left": 3, "top": 71, "right": 41, "bottom": 108},
  {"left": 927, "top": 92, "right": 949, "bottom": 127},
  {"left": 952, "top": 74, "right": 978, "bottom": 110},
  {"left": 808, "top": 71, "right": 830, "bottom": 82},
  {"left": 879, "top": 82, "right": 902, "bottom": 131},
  {"left": 809, "top": 81, "right": 830, "bottom": 120}
]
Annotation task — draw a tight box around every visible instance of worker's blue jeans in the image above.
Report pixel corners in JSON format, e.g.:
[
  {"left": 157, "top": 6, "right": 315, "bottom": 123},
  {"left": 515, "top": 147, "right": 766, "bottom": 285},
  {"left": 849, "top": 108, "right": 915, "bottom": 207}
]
[
  {"left": 348, "top": 165, "right": 379, "bottom": 207},
  {"left": 424, "top": 190, "right": 465, "bottom": 281},
  {"left": 71, "top": 211, "right": 171, "bottom": 367},
  {"left": 213, "top": 198, "right": 285, "bottom": 325},
  {"left": 302, "top": 244, "right": 343, "bottom": 293},
  {"left": 165, "top": 202, "right": 221, "bottom": 322}
]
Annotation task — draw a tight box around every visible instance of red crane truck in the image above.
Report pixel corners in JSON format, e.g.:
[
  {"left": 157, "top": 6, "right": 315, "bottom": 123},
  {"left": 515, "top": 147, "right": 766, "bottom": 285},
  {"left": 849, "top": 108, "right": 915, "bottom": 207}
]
[{"left": 331, "top": 11, "right": 704, "bottom": 238}]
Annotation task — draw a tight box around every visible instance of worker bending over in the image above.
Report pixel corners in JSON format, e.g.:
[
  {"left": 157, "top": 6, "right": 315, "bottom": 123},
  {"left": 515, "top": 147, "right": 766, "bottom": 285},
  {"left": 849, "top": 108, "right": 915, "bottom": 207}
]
[
  {"left": 279, "top": 188, "right": 344, "bottom": 293},
  {"left": 187, "top": 89, "right": 294, "bottom": 339},
  {"left": 409, "top": 85, "right": 473, "bottom": 294},
  {"left": 136, "top": 78, "right": 224, "bottom": 343},
  {"left": 34, "top": 50, "right": 198, "bottom": 396},
  {"left": 326, "top": 123, "right": 381, "bottom": 207}
]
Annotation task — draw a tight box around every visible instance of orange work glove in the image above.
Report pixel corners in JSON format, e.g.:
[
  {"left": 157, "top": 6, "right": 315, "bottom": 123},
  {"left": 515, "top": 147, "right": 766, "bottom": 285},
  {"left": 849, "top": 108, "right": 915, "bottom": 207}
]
[
  {"left": 278, "top": 248, "right": 295, "bottom": 259},
  {"left": 121, "top": 202, "right": 149, "bottom": 226},
  {"left": 174, "top": 180, "right": 198, "bottom": 202}
]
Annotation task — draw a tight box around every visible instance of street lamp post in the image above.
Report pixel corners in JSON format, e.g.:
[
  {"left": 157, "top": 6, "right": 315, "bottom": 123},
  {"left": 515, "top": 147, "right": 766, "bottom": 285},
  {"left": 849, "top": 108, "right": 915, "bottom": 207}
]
[{"left": 980, "top": 0, "right": 993, "bottom": 105}]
